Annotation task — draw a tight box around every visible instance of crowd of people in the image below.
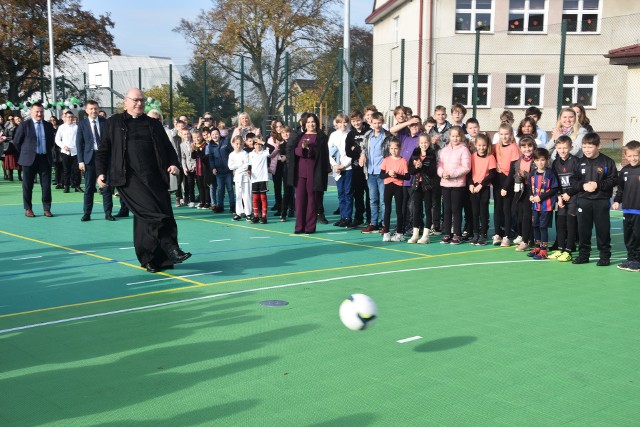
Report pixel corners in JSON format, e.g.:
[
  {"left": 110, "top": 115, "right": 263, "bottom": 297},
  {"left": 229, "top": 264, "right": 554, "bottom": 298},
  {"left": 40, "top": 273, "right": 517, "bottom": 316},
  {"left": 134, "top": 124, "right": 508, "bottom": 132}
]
[{"left": 2, "top": 96, "right": 639, "bottom": 273}]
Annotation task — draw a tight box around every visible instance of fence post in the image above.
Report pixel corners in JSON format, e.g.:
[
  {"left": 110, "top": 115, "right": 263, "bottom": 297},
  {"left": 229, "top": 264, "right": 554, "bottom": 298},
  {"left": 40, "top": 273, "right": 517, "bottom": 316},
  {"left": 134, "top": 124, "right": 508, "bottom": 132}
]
[
  {"left": 110, "top": 70, "right": 114, "bottom": 114},
  {"left": 240, "top": 56, "right": 245, "bottom": 112},
  {"left": 83, "top": 72, "right": 87, "bottom": 104},
  {"left": 285, "top": 52, "right": 290, "bottom": 126},
  {"left": 203, "top": 61, "right": 207, "bottom": 116},
  {"left": 169, "top": 64, "right": 173, "bottom": 127},
  {"left": 400, "top": 39, "right": 405, "bottom": 107},
  {"left": 138, "top": 67, "right": 142, "bottom": 90},
  {"left": 472, "top": 28, "right": 481, "bottom": 118},
  {"left": 39, "top": 39, "right": 44, "bottom": 101},
  {"left": 556, "top": 19, "right": 568, "bottom": 118},
  {"left": 338, "top": 47, "right": 344, "bottom": 114}
]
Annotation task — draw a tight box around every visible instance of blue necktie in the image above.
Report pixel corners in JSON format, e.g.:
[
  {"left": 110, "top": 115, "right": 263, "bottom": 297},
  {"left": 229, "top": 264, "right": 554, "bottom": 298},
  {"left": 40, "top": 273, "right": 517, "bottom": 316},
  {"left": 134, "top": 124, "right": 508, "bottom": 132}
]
[{"left": 36, "top": 121, "right": 45, "bottom": 154}]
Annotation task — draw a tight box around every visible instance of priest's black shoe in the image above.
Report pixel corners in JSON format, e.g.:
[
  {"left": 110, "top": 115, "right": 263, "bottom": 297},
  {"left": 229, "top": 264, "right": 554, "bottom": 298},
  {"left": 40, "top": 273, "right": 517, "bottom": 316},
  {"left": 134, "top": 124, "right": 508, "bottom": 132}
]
[
  {"left": 81, "top": 214, "right": 91, "bottom": 222},
  {"left": 105, "top": 214, "right": 116, "bottom": 221},
  {"left": 144, "top": 262, "right": 160, "bottom": 273},
  {"left": 114, "top": 210, "right": 129, "bottom": 217},
  {"left": 169, "top": 248, "right": 192, "bottom": 264}
]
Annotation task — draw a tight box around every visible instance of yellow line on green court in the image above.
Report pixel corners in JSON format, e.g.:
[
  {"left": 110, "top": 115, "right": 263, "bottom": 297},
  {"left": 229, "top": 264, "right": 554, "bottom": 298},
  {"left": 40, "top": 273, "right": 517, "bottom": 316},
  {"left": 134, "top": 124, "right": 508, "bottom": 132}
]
[
  {"left": 0, "top": 256, "right": 427, "bottom": 319},
  {"left": 0, "top": 229, "right": 208, "bottom": 288},
  {"left": 178, "top": 215, "right": 435, "bottom": 258}
]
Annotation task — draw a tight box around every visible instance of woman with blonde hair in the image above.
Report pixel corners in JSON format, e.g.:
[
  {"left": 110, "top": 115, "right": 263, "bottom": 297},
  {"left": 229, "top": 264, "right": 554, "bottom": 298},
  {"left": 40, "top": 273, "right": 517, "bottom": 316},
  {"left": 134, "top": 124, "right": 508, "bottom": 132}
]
[
  {"left": 546, "top": 108, "right": 587, "bottom": 159},
  {"left": 571, "top": 103, "right": 593, "bottom": 133},
  {"left": 231, "top": 112, "right": 261, "bottom": 141}
]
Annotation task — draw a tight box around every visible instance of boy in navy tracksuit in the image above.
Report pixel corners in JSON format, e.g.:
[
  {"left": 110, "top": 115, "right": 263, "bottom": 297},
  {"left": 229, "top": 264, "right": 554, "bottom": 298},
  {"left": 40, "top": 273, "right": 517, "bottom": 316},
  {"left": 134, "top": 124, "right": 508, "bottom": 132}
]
[
  {"left": 572, "top": 132, "right": 618, "bottom": 266},
  {"left": 613, "top": 140, "right": 640, "bottom": 271}
]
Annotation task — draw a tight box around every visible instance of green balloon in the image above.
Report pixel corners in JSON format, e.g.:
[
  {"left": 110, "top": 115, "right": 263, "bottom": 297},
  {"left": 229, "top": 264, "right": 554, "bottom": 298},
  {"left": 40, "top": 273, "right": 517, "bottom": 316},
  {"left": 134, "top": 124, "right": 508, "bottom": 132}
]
[
  {"left": 144, "top": 105, "right": 152, "bottom": 113},
  {"left": 6, "top": 101, "right": 14, "bottom": 108}
]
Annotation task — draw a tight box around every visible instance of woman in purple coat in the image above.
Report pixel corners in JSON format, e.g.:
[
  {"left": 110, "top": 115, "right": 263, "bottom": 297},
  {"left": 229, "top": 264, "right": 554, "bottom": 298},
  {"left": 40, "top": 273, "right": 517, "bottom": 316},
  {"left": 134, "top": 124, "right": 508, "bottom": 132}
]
[{"left": 286, "top": 113, "right": 330, "bottom": 234}]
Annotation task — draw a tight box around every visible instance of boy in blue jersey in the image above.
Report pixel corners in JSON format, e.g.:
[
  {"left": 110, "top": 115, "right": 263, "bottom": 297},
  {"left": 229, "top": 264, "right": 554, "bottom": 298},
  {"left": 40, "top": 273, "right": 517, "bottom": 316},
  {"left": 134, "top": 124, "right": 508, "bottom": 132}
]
[
  {"left": 527, "top": 148, "right": 559, "bottom": 260},
  {"left": 613, "top": 140, "right": 640, "bottom": 271}
]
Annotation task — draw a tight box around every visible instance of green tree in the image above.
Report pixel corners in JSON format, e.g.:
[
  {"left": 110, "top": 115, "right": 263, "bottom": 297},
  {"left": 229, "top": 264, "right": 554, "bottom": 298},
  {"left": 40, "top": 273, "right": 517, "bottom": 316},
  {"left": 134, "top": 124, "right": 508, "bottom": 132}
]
[
  {"left": 175, "top": 0, "right": 338, "bottom": 116},
  {"left": 0, "top": 0, "right": 118, "bottom": 104},
  {"left": 144, "top": 84, "right": 196, "bottom": 124},
  {"left": 177, "top": 59, "right": 238, "bottom": 124}
]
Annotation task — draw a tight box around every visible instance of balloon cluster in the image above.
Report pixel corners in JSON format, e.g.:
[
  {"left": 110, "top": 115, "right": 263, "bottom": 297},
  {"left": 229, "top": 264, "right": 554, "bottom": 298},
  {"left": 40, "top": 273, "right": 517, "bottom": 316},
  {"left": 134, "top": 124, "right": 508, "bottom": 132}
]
[
  {"left": 144, "top": 97, "right": 162, "bottom": 113},
  {"left": 0, "top": 97, "right": 84, "bottom": 111}
]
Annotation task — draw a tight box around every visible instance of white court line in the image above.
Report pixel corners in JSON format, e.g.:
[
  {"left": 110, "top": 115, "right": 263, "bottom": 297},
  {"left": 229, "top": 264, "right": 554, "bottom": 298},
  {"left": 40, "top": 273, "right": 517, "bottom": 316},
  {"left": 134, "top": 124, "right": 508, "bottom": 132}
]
[
  {"left": 250, "top": 237, "right": 270, "bottom": 239},
  {"left": 179, "top": 242, "right": 190, "bottom": 245},
  {"left": 210, "top": 239, "right": 232, "bottom": 242},
  {"left": 126, "top": 271, "right": 222, "bottom": 286},
  {"left": 397, "top": 336, "right": 422, "bottom": 344},
  {"left": 327, "top": 232, "right": 347, "bottom": 235},
  {"left": 12, "top": 256, "right": 43, "bottom": 261},
  {"left": 0, "top": 260, "right": 533, "bottom": 335},
  {"left": 119, "top": 247, "right": 135, "bottom": 250},
  {"left": 69, "top": 251, "right": 95, "bottom": 255}
]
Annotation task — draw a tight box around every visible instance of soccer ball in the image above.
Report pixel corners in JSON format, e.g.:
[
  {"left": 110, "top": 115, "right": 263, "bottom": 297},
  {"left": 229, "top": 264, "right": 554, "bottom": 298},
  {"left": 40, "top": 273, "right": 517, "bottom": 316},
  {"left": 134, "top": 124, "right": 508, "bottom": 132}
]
[{"left": 339, "top": 293, "right": 378, "bottom": 331}]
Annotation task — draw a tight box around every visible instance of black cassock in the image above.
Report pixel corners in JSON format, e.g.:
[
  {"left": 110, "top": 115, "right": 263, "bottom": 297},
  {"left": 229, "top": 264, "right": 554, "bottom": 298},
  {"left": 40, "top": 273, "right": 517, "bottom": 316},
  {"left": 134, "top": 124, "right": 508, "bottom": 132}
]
[{"left": 119, "top": 117, "right": 178, "bottom": 268}]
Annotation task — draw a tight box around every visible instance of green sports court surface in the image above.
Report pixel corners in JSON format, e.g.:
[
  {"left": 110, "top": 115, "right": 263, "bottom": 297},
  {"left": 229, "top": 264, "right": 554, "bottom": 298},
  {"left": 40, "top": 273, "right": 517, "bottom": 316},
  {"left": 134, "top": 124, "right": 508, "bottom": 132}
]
[{"left": 1, "top": 177, "right": 639, "bottom": 426}]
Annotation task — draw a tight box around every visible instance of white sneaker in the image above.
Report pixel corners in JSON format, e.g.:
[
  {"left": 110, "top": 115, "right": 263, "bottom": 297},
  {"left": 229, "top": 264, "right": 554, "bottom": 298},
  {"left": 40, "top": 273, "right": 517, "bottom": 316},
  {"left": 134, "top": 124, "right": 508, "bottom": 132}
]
[
  {"left": 513, "top": 235, "right": 523, "bottom": 245},
  {"left": 188, "top": 202, "right": 196, "bottom": 208},
  {"left": 515, "top": 241, "right": 529, "bottom": 252},
  {"left": 391, "top": 232, "right": 405, "bottom": 242},
  {"left": 492, "top": 234, "right": 502, "bottom": 246},
  {"left": 501, "top": 237, "right": 511, "bottom": 247},
  {"left": 382, "top": 232, "right": 391, "bottom": 242}
]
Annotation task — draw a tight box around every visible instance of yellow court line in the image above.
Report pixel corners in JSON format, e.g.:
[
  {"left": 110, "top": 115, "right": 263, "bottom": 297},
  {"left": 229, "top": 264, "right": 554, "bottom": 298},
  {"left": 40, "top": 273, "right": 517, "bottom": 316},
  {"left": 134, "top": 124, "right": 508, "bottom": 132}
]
[
  {"left": 0, "top": 256, "right": 426, "bottom": 319},
  {"left": 178, "top": 215, "right": 435, "bottom": 258},
  {"left": 0, "top": 230, "right": 208, "bottom": 288}
]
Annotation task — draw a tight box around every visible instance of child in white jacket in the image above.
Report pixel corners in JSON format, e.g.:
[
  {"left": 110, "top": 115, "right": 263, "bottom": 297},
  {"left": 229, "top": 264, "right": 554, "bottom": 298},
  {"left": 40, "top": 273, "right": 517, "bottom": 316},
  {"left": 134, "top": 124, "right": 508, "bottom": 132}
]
[{"left": 228, "top": 136, "right": 252, "bottom": 221}]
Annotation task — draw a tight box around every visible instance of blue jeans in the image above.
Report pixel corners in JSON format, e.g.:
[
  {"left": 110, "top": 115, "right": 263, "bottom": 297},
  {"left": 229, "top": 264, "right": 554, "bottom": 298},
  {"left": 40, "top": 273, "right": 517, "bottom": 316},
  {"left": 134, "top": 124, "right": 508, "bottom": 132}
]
[
  {"left": 216, "top": 172, "right": 235, "bottom": 209},
  {"left": 336, "top": 169, "right": 353, "bottom": 220},
  {"left": 367, "top": 173, "right": 385, "bottom": 226}
]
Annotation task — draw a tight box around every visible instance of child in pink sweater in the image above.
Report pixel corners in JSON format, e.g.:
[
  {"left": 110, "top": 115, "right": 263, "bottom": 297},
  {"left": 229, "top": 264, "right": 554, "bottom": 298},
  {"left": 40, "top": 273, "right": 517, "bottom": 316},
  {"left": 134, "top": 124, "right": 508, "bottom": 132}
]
[{"left": 437, "top": 126, "right": 471, "bottom": 244}]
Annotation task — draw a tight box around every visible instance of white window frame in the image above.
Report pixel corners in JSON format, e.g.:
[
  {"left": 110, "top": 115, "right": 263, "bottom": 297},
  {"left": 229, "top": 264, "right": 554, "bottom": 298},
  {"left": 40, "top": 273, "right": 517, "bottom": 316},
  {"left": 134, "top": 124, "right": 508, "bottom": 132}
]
[
  {"left": 562, "top": 0, "right": 602, "bottom": 34},
  {"left": 508, "top": 0, "right": 548, "bottom": 33},
  {"left": 562, "top": 75, "right": 597, "bottom": 108},
  {"left": 452, "top": 74, "right": 491, "bottom": 108},
  {"left": 505, "top": 74, "right": 544, "bottom": 108},
  {"left": 455, "top": 0, "right": 494, "bottom": 33}
]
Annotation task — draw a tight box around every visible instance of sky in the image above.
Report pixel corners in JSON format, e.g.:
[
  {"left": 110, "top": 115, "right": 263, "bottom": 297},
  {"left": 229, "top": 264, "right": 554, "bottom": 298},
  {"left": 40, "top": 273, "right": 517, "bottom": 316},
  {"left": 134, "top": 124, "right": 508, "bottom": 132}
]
[{"left": 79, "top": 0, "right": 373, "bottom": 66}]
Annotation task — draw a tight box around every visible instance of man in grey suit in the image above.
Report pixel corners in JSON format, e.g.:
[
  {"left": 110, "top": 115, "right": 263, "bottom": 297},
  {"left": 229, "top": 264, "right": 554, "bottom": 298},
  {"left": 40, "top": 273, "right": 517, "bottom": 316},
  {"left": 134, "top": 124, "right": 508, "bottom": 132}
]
[
  {"left": 77, "top": 100, "right": 115, "bottom": 221},
  {"left": 13, "top": 102, "right": 55, "bottom": 217}
]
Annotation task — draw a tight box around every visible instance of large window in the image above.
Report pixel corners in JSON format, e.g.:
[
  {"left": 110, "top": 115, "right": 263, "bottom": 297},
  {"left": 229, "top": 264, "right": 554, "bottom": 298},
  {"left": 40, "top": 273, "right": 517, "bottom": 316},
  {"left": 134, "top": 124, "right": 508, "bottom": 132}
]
[
  {"left": 456, "top": 0, "right": 493, "bottom": 32},
  {"left": 562, "top": 75, "right": 596, "bottom": 107},
  {"left": 505, "top": 75, "right": 543, "bottom": 107},
  {"left": 452, "top": 74, "right": 490, "bottom": 107},
  {"left": 562, "top": 0, "right": 600, "bottom": 33},
  {"left": 509, "top": 0, "right": 546, "bottom": 32}
]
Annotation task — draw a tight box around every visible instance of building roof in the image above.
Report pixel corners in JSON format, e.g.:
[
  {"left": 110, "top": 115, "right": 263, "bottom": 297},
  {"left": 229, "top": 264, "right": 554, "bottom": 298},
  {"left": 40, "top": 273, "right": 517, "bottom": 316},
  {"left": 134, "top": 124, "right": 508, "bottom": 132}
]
[
  {"left": 293, "top": 78, "right": 317, "bottom": 92},
  {"left": 365, "top": 0, "right": 407, "bottom": 25},
  {"left": 604, "top": 44, "right": 640, "bottom": 66}
]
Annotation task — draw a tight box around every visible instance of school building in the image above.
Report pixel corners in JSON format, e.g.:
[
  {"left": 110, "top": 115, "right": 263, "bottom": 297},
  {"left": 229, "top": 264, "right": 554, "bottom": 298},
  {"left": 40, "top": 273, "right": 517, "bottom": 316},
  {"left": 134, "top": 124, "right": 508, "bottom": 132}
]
[{"left": 365, "top": 0, "right": 640, "bottom": 141}]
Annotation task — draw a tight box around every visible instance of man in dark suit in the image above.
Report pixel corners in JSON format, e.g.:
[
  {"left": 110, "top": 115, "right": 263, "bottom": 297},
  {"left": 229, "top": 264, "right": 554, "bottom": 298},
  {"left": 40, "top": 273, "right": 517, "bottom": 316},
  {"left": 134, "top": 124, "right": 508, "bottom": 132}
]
[
  {"left": 77, "top": 100, "right": 116, "bottom": 221},
  {"left": 13, "top": 102, "right": 55, "bottom": 217}
]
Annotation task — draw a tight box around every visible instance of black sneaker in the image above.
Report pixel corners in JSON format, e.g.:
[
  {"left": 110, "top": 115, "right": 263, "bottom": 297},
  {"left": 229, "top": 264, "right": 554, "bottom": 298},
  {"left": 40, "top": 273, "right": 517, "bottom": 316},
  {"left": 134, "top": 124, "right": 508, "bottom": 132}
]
[
  {"left": 232, "top": 214, "right": 242, "bottom": 221},
  {"left": 596, "top": 258, "right": 610, "bottom": 267},
  {"left": 344, "top": 220, "right": 356, "bottom": 229},
  {"left": 572, "top": 256, "right": 590, "bottom": 265},
  {"left": 477, "top": 235, "right": 487, "bottom": 246},
  {"left": 333, "top": 218, "right": 346, "bottom": 227},
  {"left": 317, "top": 213, "right": 328, "bottom": 224},
  {"left": 259, "top": 217, "right": 267, "bottom": 224},
  {"left": 251, "top": 216, "right": 260, "bottom": 224}
]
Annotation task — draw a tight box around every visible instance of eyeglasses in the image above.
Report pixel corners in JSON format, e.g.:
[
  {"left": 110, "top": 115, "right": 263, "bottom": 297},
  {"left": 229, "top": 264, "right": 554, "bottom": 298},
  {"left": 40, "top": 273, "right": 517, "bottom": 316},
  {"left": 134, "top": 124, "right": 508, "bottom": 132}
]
[
  {"left": 204, "top": 117, "right": 213, "bottom": 120},
  {"left": 127, "top": 97, "right": 145, "bottom": 104}
]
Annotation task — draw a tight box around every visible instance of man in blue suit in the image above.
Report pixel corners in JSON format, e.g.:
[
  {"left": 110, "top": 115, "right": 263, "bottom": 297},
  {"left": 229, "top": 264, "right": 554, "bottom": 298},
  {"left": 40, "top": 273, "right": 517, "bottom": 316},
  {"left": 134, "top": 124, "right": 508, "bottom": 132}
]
[
  {"left": 13, "top": 102, "right": 55, "bottom": 217},
  {"left": 77, "top": 100, "right": 115, "bottom": 221}
]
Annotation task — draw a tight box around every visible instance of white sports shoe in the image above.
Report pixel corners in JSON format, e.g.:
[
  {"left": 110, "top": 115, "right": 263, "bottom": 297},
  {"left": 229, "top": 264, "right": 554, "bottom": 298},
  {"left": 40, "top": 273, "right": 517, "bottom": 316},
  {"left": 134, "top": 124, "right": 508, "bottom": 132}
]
[
  {"left": 492, "top": 234, "right": 502, "bottom": 246},
  {"left": 501, "top": 237, "right": 511, "bottom": 247},
  {"left": 382, "top": 232, "right": 391, "bottom": 242},
  {"left": 391, "top": 232, "right": 405, "bottom": 242},
  {"left": 513, "top": 235, "right": 523, "bottom": 245}
]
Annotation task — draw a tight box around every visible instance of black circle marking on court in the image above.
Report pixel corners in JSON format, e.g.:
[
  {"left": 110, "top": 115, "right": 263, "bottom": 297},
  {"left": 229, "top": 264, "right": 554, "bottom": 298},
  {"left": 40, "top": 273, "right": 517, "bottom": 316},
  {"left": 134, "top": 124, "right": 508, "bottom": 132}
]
[{"left": 260, "top": 300, "right": 289, "bottom": 307}]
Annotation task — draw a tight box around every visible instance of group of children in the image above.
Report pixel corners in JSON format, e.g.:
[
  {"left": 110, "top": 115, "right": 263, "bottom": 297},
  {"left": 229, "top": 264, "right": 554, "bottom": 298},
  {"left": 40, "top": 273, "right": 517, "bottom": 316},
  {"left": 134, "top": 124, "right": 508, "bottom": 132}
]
[
  {"left": 325, "top": 103, "right": 638, "bottom": 272},
  {"left": 175, "top": 123, "right": 282, "bottom": 225}
]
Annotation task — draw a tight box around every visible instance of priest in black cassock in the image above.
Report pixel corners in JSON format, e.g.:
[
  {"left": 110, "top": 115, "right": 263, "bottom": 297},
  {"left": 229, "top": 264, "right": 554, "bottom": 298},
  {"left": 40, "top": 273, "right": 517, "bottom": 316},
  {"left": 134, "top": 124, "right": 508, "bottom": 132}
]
[{"left": 96, "top": 88, "right": 191, "bottom": 273}]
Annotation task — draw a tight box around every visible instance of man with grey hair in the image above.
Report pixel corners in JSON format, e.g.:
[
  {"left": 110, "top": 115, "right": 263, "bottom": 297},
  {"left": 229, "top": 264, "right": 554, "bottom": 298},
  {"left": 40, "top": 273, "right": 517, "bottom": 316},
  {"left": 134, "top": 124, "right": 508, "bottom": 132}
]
[{"left": 96, "top": 88, "right": 191, "bottom": 273}]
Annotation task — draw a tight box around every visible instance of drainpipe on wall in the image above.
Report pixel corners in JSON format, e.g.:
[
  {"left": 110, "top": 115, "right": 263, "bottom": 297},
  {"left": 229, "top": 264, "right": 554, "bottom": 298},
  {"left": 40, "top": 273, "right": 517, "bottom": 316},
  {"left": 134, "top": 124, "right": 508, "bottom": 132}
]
[
  {"left": 426, "top": 0, "right": 434, "bottom": 116},
  {"left": 417, "top": 0, "right": 424, "bottom": 116}
]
